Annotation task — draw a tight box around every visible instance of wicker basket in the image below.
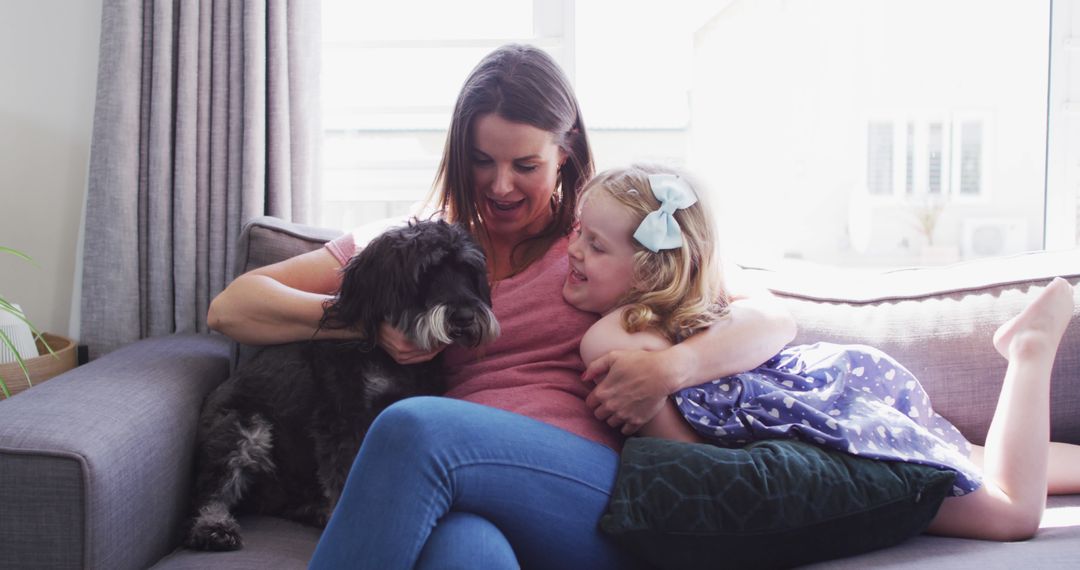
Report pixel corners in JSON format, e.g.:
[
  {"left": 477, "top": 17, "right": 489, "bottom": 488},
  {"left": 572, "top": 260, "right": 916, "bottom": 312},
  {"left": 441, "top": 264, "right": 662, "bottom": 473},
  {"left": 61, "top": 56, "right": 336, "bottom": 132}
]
[{"left": 0, "top": 332, "right": 78, "bottom": 400}]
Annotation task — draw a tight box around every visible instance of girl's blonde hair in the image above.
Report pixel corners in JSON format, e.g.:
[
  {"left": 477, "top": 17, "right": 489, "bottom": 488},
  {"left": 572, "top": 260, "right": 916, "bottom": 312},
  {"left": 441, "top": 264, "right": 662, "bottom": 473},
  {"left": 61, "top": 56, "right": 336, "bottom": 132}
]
[{"left": 581, "top": 164, "right": 730, "bottom": 342}]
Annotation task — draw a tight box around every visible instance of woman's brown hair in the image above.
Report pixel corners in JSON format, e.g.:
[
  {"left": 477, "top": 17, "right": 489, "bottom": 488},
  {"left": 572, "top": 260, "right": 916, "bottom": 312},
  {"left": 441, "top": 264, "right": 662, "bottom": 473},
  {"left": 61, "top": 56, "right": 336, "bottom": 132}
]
[{"left": 431, "top": 44, "right": 594, "bottom": 276}]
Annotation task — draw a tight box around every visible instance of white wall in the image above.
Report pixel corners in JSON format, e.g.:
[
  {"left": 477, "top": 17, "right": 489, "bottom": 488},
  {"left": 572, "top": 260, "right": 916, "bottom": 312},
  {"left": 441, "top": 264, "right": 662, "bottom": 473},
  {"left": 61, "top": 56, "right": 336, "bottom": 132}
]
[{"left": 0, "top": 0, "right": 102, "bottom": 341}]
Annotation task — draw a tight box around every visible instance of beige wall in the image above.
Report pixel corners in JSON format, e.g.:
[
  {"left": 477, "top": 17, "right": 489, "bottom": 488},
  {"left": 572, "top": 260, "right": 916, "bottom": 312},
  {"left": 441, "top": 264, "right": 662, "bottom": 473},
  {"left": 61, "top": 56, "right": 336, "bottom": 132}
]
[{"left": 0, "top": 0, "right": 102, "bottom": 341}]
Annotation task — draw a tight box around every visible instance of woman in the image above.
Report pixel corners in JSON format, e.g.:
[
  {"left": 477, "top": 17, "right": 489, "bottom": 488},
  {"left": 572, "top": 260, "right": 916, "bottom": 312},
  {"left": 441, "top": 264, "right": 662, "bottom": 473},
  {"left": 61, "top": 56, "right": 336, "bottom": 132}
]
[{"left": 208, "top": 44, "right": 796, "bottom": 569}]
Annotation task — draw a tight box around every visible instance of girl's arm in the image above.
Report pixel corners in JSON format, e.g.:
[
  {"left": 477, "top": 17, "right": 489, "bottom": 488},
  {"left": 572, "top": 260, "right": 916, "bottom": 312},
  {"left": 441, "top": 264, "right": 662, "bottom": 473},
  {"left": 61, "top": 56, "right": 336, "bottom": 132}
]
[
  {"left": 662, "top": 282, "right": 798, "bottom": 384},
  {"left": 582, "top": 263, "right": 797, "bottom": 434}
]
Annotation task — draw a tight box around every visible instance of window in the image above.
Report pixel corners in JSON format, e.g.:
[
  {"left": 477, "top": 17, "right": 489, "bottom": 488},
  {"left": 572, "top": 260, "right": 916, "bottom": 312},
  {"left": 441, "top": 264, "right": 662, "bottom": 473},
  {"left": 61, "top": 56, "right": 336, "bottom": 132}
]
[
  {"left": 1045, "top": 0, "right": 1079, "bottom": 250},
  {"left": 321, "top": 0, "right": 1075, "bottom": 266},
  {"left": 867, "top": 122, "right": 894, "bottom": 196},
  {"left": 319, "top": 0, "right": 571, "bottom": 231},
  {"left": 927, "top": 122, "right": 945, "bottom": 196},
  {"left": 905, "top": 121, "right": 915, "bottom": 195},
  {"left": 864, "top": 116, "right": 984, "bottom": 201}
]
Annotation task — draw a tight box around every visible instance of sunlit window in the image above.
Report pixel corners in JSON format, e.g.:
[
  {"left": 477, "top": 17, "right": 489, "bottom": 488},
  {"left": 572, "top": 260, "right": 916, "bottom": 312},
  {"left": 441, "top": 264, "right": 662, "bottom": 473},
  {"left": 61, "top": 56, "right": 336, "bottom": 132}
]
[
  {"left": 867, "top": 122, "right": 895, "bottom": 196},
  {"left": 321, "top": 0, "right": 1077, "bottom": 267},
  {"left": 320, "top": 0, "right": 567, "bottom": 230}
]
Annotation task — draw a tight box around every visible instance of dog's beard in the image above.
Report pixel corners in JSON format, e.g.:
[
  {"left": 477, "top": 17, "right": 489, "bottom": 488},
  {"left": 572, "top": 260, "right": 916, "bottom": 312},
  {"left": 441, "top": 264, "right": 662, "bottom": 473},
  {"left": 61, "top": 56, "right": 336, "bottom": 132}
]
[{"left": 409, "top": 304, "right": 500, "bottom": 352}]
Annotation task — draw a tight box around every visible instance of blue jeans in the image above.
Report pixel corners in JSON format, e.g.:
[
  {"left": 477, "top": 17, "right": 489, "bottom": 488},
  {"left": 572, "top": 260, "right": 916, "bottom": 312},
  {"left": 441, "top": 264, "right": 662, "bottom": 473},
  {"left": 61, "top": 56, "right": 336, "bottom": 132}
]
[{"left": 307, "top": 397, "right": 634, "bottom": 570}]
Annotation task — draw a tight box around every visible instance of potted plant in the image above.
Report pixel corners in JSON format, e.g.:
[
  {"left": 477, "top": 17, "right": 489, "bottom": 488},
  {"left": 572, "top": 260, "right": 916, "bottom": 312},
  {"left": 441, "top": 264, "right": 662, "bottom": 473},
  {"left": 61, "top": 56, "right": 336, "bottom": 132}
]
[
  {"left": 909, "top": 197, "right": 959, "bottom": 265},
  {"left": 0, "top": 246, "right": 75, "bottom": 399}
]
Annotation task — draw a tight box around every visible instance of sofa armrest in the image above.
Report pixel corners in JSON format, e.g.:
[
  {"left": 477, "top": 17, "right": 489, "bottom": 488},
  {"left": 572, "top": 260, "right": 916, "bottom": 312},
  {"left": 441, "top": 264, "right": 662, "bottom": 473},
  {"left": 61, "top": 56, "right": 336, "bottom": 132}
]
[{"left": 0, "top": 333, "right": 232, "bottom": 570}]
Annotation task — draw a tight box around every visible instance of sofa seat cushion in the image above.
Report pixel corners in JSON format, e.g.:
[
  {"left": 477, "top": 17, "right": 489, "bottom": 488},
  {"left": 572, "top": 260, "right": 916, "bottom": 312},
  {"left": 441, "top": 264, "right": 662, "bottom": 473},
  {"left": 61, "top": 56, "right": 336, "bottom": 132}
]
[
  {"left": 151, "top": 516, "right": 320, "bottom": 570},
  {"left": 808, "top": 494, "right": 1080, "bottom": 568}
]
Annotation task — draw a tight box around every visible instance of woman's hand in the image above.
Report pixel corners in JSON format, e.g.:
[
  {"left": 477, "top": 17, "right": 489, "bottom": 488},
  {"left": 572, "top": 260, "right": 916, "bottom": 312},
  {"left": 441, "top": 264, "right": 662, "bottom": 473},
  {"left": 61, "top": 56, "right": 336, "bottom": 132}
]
[
  {"left": 582, "top": 345, "right": 696, "bottom": 435},
  {"left": 377, "top": 322, "right": 446, "bottom": 364}
]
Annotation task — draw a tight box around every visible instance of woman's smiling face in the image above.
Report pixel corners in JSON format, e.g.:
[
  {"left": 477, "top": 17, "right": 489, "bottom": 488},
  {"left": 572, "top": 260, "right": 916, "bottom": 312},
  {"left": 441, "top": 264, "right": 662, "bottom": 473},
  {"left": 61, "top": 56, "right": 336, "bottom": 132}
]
[
  {"left": 471, "top": 113, "right": 567, "bottom": 244},
  {"left": 563, "top": 191, "right": 639, "bottom": 315}
]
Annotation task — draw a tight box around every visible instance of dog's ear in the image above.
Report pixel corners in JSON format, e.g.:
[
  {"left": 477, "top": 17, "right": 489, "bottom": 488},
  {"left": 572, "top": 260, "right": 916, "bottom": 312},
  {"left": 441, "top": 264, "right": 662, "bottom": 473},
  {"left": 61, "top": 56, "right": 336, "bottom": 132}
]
[
  {"left": 402, "top": 220, "right": 454, "bottom": 286},
  {"left": 320, "top": 229, "right": 407, "bottom": 349},
  {"left": 449, "top": 222, "right": 492, "bottom": 304}
]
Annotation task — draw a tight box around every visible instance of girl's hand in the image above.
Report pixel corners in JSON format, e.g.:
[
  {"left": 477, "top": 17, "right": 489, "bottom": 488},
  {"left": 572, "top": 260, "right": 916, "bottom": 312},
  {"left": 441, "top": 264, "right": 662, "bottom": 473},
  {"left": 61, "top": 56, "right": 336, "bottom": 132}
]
[
  {"left": 377, "top": 322, "right": 445, "bottom": 364},
  {"left": 583, "top": 347, "right": 694, "bottom": 435}
]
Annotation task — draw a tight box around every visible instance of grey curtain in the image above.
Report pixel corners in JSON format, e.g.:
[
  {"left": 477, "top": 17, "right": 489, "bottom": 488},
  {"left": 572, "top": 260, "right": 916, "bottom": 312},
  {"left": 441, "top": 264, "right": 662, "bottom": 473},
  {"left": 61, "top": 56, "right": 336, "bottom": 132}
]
[{"left": 81, "top": 0, "right": 321, "bottom": 358}]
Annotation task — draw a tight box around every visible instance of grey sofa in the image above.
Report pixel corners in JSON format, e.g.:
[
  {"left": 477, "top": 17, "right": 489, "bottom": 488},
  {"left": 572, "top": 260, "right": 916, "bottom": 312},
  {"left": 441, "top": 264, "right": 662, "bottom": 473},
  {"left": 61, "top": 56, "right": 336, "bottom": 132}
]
[{"left": 2, "top": 215, "right": 1078, "bottom": 569}]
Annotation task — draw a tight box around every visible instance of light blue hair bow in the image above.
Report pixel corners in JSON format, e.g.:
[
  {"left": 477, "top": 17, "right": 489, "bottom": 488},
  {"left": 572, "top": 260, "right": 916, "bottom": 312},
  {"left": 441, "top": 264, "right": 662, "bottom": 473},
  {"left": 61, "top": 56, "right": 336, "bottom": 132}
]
[{"left": 632, "top": 173, "right": 698, "bottom": 252}]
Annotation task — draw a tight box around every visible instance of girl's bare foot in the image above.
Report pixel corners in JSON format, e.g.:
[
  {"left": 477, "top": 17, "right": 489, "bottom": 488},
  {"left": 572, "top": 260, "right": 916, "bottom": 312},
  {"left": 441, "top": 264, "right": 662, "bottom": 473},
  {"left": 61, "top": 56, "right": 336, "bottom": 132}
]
[{"left": 992, "top": 277, "right": 1075, "bottom": 360}]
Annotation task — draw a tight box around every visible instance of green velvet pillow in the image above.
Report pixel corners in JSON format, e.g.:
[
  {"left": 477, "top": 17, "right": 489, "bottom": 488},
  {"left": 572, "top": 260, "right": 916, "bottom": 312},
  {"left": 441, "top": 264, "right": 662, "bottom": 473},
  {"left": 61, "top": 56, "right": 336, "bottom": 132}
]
[{"left": 600, "top": 438, "right": 956, "bottom": 569}]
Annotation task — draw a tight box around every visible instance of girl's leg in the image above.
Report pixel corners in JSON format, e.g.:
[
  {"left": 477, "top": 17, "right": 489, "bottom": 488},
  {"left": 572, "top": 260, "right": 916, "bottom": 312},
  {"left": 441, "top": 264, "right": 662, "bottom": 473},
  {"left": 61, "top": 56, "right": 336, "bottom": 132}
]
[
  {"left": 416, "top": 512, "right": 519, "bottom": 570},
  {"left": 927, "top": 277, "right": 1075, "bottom": 541},
  {"left": 638, "top": 399, "right": 706, "bottom": 443},
  {"left": 307, "top": 397, "right": 634, "bottom": 570},
  {"left": 1046, "top": 442, "right": 1080, "bottom": 494},
  {"left": 968, "top": 442, "right": 1080, "bottom": 495}
]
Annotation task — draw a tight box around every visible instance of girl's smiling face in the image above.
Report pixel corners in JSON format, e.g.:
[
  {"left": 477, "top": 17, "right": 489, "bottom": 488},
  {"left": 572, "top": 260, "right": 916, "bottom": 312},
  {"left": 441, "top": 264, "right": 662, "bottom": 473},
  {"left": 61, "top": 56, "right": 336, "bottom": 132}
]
[{"left": 563, "top": 191, "right": 639, "bottom": 315}]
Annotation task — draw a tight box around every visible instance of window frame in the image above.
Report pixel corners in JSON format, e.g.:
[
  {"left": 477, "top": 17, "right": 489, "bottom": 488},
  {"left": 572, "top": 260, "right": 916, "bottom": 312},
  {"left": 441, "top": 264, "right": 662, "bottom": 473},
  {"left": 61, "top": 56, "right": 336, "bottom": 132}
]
[
  {"left": 1045, "top": 0, "right": 1078, "bottom": 250},
  {"left": 864, "top": 113, "right": 991, "bottom": 205}
]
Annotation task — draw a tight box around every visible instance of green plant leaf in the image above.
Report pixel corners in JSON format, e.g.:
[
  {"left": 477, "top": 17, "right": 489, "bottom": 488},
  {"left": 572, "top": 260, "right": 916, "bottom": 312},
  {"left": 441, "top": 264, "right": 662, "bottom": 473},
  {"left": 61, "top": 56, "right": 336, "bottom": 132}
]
[
  {"left": 0, "top": 298, "right": 27, "bottom": 319},
  {"left": 0, "top": 363, "right": 10, "bottom": 397},
  {"left": 0, "top": 244, "right": 53, "bottom": 397},
  {"left": 0, "top": 328, "right": 32, "bottom": 394},
  {"left": 0, "top": 246, "right": 33, "bottom": 263},
  {"left": 0, "top": 302, "right": 54, "bottom": 360},
  {"left": 35, "top": 331, "right": 56, "bottom": 358},
  {"left": 0, "top": 298, "right": 47, "bottom": 338}
]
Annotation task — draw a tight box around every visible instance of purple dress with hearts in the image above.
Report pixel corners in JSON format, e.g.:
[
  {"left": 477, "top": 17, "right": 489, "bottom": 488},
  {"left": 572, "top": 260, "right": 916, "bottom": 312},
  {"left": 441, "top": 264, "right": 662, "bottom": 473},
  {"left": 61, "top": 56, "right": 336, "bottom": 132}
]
[{"left": 674, "top": 342, "right": 981, "bottom": 496}]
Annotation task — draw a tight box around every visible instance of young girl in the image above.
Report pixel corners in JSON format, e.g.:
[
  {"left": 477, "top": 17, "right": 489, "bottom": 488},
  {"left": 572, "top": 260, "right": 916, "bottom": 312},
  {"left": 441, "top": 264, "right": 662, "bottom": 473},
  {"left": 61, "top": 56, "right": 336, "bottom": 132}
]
[{"left": 564, "top": 163, "right": 1080, "bottom": 541}]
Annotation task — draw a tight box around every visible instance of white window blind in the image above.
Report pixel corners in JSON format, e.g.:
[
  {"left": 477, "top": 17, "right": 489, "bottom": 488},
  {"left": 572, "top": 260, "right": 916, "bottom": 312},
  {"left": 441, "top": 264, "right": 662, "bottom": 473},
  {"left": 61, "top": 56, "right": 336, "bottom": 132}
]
[
  {"left": 927, "top": 122, "right": 945, "bottom": 195},
  {"left": 959, "top": 121, "right": 983, "bottom": 195},
  {"left": 867, "top": 122, "right": 894, "bottom": 196}
]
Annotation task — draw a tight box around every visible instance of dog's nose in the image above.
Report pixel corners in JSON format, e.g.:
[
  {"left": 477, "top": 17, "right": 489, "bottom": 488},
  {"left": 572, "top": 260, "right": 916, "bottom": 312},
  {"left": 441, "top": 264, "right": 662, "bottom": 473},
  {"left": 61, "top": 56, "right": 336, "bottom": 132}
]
[{"left": 450, "top": 307, "right": 475, "bottom": 328}]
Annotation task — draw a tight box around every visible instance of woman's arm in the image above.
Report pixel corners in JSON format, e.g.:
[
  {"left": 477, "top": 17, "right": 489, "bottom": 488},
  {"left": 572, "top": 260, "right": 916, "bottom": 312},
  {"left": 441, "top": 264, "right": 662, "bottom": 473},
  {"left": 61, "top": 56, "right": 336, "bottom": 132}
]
[
  {"left": 207, "top": 248, "right": 354, "bottom": 345},
  {"left": 208, "top": 244, "right": 446, "bottom": 363},
  {"left": 582, "top": 263, "right": 797, "bottom": 434}
]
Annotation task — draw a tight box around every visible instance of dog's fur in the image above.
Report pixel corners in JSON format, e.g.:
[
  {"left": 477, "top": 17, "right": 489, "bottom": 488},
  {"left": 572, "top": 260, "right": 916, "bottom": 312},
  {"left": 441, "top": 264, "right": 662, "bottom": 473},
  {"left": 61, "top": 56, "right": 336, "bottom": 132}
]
[{"left": 184, "top": 220, "right": 499, "bottom": 551}]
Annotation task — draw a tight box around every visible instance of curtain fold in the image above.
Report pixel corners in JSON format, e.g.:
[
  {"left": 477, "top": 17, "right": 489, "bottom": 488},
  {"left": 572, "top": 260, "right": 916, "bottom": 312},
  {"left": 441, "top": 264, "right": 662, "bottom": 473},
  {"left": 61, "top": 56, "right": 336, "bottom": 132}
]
[{"left": 81, "top": 0, "right": 321, "bottom": 358}]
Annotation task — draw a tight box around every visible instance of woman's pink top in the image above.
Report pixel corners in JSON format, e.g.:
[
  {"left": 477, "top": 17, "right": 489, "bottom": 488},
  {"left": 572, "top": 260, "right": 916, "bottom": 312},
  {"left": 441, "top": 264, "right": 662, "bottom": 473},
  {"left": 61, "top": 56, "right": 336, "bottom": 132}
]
[{"left": 325, "top": 232, "right": 623, "bottom": 451}]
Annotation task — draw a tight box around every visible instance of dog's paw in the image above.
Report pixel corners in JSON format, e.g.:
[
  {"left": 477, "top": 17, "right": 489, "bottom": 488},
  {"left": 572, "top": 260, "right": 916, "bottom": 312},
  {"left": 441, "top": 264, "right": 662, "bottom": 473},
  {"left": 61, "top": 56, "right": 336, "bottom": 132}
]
[
  {"left": 315, "top": 506, "right": 333, "bottom": 528},
  {"left": 184, "top": 516, "right": 244, "bottom": 551}
]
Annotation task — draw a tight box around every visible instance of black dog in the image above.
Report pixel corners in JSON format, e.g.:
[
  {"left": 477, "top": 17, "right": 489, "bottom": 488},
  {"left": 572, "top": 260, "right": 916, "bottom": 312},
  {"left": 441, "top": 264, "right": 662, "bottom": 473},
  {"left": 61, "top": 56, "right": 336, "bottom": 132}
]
[{"left": 184, "top": 220, "right": 499, "bottom": 551}]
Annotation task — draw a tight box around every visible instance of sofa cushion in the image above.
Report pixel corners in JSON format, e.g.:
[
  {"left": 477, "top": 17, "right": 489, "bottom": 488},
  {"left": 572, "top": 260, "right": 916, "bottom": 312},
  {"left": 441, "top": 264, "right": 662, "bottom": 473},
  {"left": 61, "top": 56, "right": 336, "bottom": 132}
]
[
  {"left": 600, "top": 437, "right": 956, "bottom": 569},
  {"left": 234, "top": 216, "right": 343, "bottom": 277},
  {"left": 806, "top": 494, "right": 1080, "bottom": 568},
  {"left": 742, "top": 249, "right": 1080, "bottom": 446},
  {"left": 231, "top": 217, "right": 343, "bottom": 367},
  {"left": 151, "top": 516, "right": 320, "bottom": 570}
]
